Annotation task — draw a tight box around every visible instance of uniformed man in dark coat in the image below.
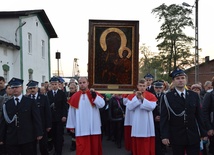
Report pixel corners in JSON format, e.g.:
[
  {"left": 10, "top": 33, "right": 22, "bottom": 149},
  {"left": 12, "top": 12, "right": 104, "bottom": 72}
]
[
  {"left": 27, "top": 80, "right": 52, "bottom": 155},
  {"left": 0, "top": 77, "right": 43, "bottom": 155},
  {"left": 152, "top": 80, "right": 165, "bottom": 155},
  {"left": 202, "top": 89, "right": 214, "bottom": 154},
  {"left": 47, "top": 76, "right": 68, "bottom": 155},
  {"left": 160, "top": 69, "right": 207, "bottom": 155},
  {"left": 144, "top": 73, "right": 155, "bottom": 94}
]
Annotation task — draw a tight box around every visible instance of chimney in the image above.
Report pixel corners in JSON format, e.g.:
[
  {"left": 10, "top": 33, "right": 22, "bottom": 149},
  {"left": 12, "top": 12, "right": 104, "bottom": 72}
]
[{"left": 205, "top": 56, "right": 210, "bottom": 63}]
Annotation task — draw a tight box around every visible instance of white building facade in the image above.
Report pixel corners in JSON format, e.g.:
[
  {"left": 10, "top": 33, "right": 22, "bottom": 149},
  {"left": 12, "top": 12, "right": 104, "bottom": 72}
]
[{"left": 0, "top": 10, "right": 57, "bottom": 88}]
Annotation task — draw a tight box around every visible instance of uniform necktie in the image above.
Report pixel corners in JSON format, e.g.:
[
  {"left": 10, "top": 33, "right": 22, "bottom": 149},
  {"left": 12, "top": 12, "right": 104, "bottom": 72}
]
[
  {"left": 32, "top": 95, "right": 35, "bottom": 99},
  {"left": 15, "top": 98, "right": 19, "bottom": 106},
  {"left": 53, "top": 91, "right": 56, "bottom": 97},
  {"left": 147, "top": 87, "right": 150, "bottom": 91},
  {"left": 181, "top": 92, "right": 185, "bottom": 101}
]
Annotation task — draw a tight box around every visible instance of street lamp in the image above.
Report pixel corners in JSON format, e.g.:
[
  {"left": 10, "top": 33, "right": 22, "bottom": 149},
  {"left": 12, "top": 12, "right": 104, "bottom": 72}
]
[
  {"left": 56, "top": 51, "right": 61, "bottom": 76},
  {"left": 182, "top": 0, "right": 199, "bottom": 83}
]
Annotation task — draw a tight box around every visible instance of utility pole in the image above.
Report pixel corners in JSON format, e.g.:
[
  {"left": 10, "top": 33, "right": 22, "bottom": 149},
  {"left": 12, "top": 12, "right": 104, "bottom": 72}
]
[
  {"left": 182, "top": 0, "right": 199, "bottom": 83},
  {"left": 195, "top": 0, "right": 199, "bottom": 83}
]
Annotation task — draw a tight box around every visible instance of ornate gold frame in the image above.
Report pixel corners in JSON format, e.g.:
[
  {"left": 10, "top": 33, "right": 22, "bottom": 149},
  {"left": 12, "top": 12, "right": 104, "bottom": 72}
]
[{"left": 88, "top": 20, "right": 139, "bottom": 93}]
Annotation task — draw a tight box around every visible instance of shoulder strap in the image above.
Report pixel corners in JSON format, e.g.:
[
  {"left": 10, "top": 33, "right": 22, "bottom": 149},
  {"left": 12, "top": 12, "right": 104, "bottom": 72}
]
[
  {"left": 3, "top": 104, "right": 17, "bottom": 124},
  {"left": 163, "top": 94, "right": 171, "bottom": 120},
  {"left": 163, "top": 94, "right": 185, "bottom": 120}
]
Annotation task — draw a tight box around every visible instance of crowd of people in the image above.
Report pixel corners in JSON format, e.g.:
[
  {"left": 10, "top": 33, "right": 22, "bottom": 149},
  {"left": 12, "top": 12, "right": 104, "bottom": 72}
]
[
  {"left": 99, "top": 70, "right": 214, "bottom": 155},
  {"left": 0, "top": 76, "right": 72, "bottom": 155},
  {"left": 0, "top": 68, "right": 214, "bottom": 155}
]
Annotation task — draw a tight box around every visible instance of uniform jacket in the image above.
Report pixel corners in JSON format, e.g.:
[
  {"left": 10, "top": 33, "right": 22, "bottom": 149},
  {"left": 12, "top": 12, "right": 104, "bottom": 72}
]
[
  {"left": 29, "top": 93, "right": 52, "bottom": 130},
  {"left": 153, "top": 92, "right": 164, "bottom": 128},
  {"left": 47, "top": 89, "right": 68, "bottom": 122},
  {"left": 153, "top": 93, "right": 164, "bottom": 117},
  {"left": 160, "top": 89, "right": 207, "bottom": 145},
  {"left": 147, "top": 85, "right": 155, "bottom": 95},
  {"left": 202, "top": 90, "right": 214, "bottom": 130},
  {"left": 0, "top": 96, "right": 43, "bottom": 145}
]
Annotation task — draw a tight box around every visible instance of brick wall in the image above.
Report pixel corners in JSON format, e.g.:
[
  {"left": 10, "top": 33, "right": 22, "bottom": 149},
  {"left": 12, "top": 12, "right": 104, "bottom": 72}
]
[{"left": 185, "top": 59, "right": 214, "bottom": 86}]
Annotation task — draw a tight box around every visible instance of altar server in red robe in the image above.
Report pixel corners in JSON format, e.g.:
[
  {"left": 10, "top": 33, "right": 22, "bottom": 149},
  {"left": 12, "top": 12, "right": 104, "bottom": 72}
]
[
  {"left": 126, "top": 78, "right": 157, "bottom": 155},
  {"left": 66, "top": 77, "right": 105, "bottom": 155},
  {"left": 123, "top": 92, "right": 134, "bottom": 153}
]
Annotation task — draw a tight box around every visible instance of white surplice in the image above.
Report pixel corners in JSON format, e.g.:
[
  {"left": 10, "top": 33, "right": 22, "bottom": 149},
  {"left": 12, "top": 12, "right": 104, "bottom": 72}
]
[
  {"left": 66, "top": 94, "right": 105, "bottom": 136},
  {"left": 126, "top": 96, "right": 157, "bottom": 137}
]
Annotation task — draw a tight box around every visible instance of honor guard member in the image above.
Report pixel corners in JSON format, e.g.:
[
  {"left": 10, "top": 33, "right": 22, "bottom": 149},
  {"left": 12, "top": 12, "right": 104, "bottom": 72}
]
[
  {"left": 0, "top": 77, "right": 43, "bottom": 155},
  {"left": 0, "top": 96, "right": 5, "bottom": 155},
  {"left": 27, "top": 80, "right": 52, "bottom": 155},
  {"left": 160, "top": 69, "right": 207, "bottom": 155},
  {"left": 47, "top": 76, "right": 67, "bottom": 155},
  {"left": 202, "top": 87, "right": 214, "bottom": 154},
  {"left": 144, "top": 73, "right": 155, "bottom": 94},
  {"left": 152, "top": 80, "right": 165, "bottom": 155},
  {"left": 57, "top": 76, "right": 66, "bottom": 93}
]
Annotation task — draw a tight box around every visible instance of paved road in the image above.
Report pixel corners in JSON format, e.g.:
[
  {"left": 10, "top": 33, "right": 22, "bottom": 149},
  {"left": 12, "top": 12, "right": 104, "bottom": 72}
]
[
  {"left": 47, "top": 132, "right": 154, "bottom": 155},
  {"left": 60, "top": 133, "right": 130, "bottom": 155},
  {"left": 46, "top": 133, "right": 212, "bottom": 155}
]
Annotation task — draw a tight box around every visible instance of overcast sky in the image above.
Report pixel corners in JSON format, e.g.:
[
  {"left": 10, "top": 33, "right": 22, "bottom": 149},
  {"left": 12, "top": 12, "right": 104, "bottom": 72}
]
[{"left": 1, "top": 0, "right": 214, "bottom": 76}]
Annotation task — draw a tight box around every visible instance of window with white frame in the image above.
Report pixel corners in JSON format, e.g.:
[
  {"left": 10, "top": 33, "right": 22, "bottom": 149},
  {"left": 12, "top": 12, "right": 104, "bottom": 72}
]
[
  {"left": 41, "top": 40, "right": 45, "bottom": 58},
  {"left": 28, "top": 33, "right": 32, "bottom": 54}
]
